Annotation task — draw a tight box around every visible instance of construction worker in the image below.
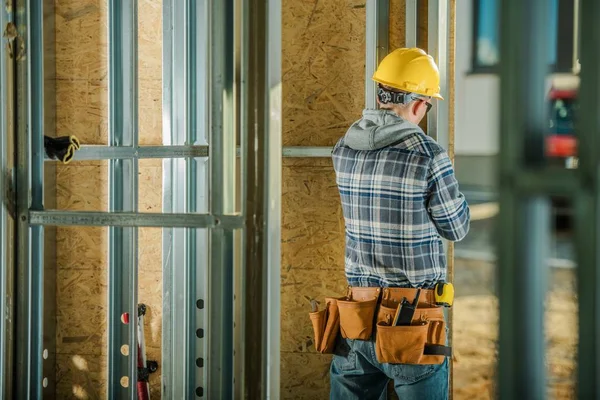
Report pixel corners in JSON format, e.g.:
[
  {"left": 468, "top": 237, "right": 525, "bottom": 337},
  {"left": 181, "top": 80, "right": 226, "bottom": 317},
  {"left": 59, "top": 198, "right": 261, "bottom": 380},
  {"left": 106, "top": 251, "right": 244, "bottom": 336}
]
[{"left": 330, "top": 48, "right": 470, "bottom": 399}]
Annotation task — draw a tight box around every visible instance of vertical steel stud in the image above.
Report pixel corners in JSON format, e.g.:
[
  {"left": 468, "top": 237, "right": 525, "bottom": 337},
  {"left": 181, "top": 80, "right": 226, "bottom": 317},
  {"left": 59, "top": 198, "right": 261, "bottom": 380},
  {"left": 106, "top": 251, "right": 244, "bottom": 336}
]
[
  {"left": 575, "top": 0, "right": 600, "bottom": 397},
  {"left": 243, "top": 0, "right": 282, "bottom": 397},
  {"left": 365, "top": 0, "right": 389, "bottom": 109},
  {"left": 427, "top": 0, "right": 450, "bottom": 150},
  {"left": 207, "top": 0, "right": 236, "bottom": 397},
  {"left": 405, "top": 0, "right": 417, "bottom": 48},
  {"left": 107, "top": 1, "right": 139, "bottom": 398},
  {"left": 1, "top": 2, "right": 15, "bottom": 398},
  {"left": 497, "top": 1, "right": 551, "bottom": 399},
  {"left": 14, "top": 0, "right": 45, "bottom": 397}
]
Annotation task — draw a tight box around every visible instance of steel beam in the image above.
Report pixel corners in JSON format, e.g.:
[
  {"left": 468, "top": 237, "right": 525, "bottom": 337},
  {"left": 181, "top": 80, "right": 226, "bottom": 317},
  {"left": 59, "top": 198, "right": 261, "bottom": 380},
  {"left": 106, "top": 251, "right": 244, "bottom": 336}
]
[
  {"left": 242, "top": 0, "right": 282, "bottom": 397},
  {"left": 573, "top": 0, "right": 580, "bottom": 73},
  {"left": 497, "top": 1, "right": 550, "bottom": 399},
  {"left": 575, "top": 0, "right": 600, "bottom": 397},
  {"left": 163, "top": 1, "right": 192, "bottom": 396},
  {"left": 107, "top": 1, "right": 138, "bottom": 398},
  {"left": 232, "top": 0, "right": 248, "bottom": 396},
  {"left": 405, "top": 0, "right": 417, "bottom": 48},
  {"left": 282, "top": 146, "right": 332, "bottom": 158},
  {"left": 365, "top": 0, "right": 389, "bottom": 109},
  {"left": 207, "top": 0, "right": 236, "bottom": 396},
  {"left": 511, "top": 168, "right": 579, "bottom": 196},
  {"left": 14, "top": 0, "right": 45, "bottom": 397},
  {"left": 41, "top": 0, "right": 57, "bottom": 396},
  {"left": 266, "top": 1, "right": 282, "bottom": 395},
  {"left": 162, "top": 0, "right": 209, "bottom": 396},
  {"left": 27, "top": 0, "right": 46, "bottom": 396},
  {"left": 183, "top": 1, "right": 209, "bottom": 396},
  {"left": 43, "top": 145, "right": 209, "bottom": 161},
  {"left": 0, "top": 3, "right": 15, "bottom": 398},
  {"left": 42, "top": 145, "right": 337, "bottom": 160},
  {"left": 29, "top": 210, "right": 243, "bottom": 229},
  {"left": 427, "top": 0, "right": 450, "bottom": 150}
]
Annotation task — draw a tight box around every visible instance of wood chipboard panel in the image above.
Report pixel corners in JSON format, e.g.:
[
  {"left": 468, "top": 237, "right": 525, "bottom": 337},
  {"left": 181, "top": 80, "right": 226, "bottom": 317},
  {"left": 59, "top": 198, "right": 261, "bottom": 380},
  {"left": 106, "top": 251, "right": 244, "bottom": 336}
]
[
  {"left": 282, "top": 0, "right": 366, "bottom": 147},
  {"left": 280, "top": 160, "right": 347, "bottom": 399},
  {"left": 280, "top": 0, "right": 368, "bottom": 397},
  {"left": 279, "top": 1, "right": 459, "bottom": 398},
  {"left": 281, "top": 352, "right": 332, "bottom": 400},
  {"left": 55, "top": 0, "right": 110, "bottom": 390},
  {"left": 389, "top": 0, "right": 406, "bottom": 50}
]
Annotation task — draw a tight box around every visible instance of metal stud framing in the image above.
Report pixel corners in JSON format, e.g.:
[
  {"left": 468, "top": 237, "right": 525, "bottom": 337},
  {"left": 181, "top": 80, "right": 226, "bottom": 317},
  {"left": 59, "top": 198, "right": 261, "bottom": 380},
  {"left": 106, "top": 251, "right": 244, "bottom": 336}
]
[
  {"left": 107, "top": 0, "right": 139, "bottom": 397},
  {"left": 405, "top": 0, "right": 417, "bottom": 48},
  {"left": 207, "top": 0, "right": 237, "bottom": 396},
  {"left": 242, "top": 0, "right": 282, "bottom": 397},
  {"left": 576, "top": 0, "right": 600, "bottom": 397},
  {"left": 0, "top": 2, "right": 15, "bottom": 398},
  {"left": 427, "top": 0, "right": 450, "bottom": 150},
  {"left": 162, "top": 0, "right": 209, "bottom": 396},
  {"left": 497, "top": 1, "right": 551, "bottom": 398},
  {"left": 3, "top": 0, "right": 282, "bottom": 397},
  {"left": 14, "top": 0, "right": 46, "bottom": 398},
  {"left": 0, "top": 0, "right": 462, "bottom": 398},
  {"left": 425, "top": 2, "right": 454, "bottom": 396},
  {"left": 365, "top": 0, "right": 389, "bottom": 109}
]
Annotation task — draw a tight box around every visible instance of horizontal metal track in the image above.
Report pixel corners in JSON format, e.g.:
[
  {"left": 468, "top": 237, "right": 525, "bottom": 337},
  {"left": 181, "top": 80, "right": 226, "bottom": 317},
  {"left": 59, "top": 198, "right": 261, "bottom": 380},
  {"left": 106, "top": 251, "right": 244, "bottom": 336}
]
[
  {"left": 454, "top": 248, "right": 576, "bottom": 269},
  {"left": 45, "top": 145, "right": 210, "bottom": 161},
  {"left": 43, "top": 145, "right": 334, "bottom": 161},
  {"left": 29, "top": 210, "right": 244, "bottom": 229},
  {"left": 508, "top": 168, "right": 579, "bottom": 197},
  {"left": 282, "top": 146, "right": 333, "bottom": 157}
]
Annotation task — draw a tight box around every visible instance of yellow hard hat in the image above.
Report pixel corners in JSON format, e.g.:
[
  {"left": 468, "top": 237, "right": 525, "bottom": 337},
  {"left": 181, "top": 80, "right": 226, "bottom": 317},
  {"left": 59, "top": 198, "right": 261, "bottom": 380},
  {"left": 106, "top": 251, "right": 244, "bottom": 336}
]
[{"left": 372, "top": 47, "right": 443, "bottom": 100}]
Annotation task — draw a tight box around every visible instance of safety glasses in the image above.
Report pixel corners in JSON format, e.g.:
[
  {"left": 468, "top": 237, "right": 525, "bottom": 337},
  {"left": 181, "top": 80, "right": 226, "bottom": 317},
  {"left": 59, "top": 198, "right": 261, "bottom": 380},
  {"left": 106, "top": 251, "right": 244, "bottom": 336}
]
[{"left": 420, "top": 99, "right": 433, "bottom": 113}]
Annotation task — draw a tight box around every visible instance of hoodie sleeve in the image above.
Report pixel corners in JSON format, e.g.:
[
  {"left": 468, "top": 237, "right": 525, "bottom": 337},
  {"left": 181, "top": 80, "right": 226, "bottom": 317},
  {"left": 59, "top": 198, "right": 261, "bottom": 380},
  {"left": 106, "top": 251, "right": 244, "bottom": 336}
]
[{"left": 426, "top": 151, "right": 470, "bottom": 241}]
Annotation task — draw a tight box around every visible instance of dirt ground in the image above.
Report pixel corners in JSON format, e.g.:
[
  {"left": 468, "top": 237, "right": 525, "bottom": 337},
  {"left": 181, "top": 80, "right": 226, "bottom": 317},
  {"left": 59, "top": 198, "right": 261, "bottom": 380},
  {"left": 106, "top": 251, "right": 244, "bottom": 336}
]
[{"left": 452, "top": 294, "right": 577, "bottom": 400}]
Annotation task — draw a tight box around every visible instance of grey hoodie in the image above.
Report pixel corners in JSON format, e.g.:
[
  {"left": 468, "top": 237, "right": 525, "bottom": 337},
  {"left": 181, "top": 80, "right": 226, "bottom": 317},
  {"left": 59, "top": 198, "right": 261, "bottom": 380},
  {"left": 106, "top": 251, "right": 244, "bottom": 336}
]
[{"left": 343, "top": 109, "right": 423, "bottom": 150}]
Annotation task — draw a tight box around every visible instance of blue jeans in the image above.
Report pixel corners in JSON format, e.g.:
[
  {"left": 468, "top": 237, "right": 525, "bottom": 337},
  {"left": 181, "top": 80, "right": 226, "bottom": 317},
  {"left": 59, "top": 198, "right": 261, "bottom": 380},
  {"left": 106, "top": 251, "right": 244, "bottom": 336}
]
[{"left": 330, "top": 337, "right": 448, "bottom": 400}]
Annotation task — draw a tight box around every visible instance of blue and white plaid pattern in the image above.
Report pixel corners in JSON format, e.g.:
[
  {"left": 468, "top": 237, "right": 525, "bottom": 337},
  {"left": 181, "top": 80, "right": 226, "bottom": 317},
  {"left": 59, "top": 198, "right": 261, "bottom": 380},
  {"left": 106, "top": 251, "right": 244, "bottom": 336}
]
[{"left": 332, "top": 131, "right": 470, "bottom": 288}]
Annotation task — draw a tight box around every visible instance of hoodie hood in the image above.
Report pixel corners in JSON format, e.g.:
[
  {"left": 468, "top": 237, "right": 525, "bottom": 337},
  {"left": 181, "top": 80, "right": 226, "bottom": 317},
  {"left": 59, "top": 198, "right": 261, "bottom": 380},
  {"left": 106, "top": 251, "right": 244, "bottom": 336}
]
[{"left": 343, "top": 109, "right": 423, "bottom": 150}]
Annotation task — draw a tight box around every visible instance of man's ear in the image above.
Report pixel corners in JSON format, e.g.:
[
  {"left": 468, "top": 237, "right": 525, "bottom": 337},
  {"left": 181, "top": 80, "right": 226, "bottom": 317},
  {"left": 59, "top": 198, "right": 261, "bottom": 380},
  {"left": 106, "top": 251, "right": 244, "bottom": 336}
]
[{"left": 410, "top": 100, "right": 421, "bottom": 117}]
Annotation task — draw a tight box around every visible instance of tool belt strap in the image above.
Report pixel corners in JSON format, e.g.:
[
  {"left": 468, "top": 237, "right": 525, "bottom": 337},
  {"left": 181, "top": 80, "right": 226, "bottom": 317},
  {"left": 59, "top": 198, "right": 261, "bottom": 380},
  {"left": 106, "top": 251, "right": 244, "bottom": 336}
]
[
  {"left": 349, "top": 286, "right": 438, "bottom": 306},
  {"left": 423, "top": 344, "right": 452, "bottom": 357}
]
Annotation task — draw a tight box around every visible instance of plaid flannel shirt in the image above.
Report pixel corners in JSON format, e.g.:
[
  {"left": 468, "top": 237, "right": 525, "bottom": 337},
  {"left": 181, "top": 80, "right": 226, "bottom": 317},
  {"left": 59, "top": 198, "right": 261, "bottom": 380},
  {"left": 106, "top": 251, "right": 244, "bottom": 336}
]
[{"left": 332, "top": 128, "right": 470, "bottom": 288}]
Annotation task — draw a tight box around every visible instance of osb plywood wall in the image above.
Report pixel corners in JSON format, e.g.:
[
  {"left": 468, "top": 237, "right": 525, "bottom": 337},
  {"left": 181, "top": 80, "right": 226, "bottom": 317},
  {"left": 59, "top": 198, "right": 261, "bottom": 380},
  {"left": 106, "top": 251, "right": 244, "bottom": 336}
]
[
  {"left": 54, "top": 0, "right": 163, "bottom": 398},
  {"left": 280, "top": 1, "right": 409, "bottom": 398},
  {"left": 279, "top": 1, "right": 451, "bottom": 398}
]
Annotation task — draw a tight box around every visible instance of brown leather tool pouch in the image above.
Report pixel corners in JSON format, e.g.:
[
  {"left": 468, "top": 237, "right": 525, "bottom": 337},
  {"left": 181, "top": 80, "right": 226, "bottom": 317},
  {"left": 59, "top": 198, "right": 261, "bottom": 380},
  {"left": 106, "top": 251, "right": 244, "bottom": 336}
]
[
  {"left": 375, "top": 320, "right": 429, "bottom": 364},
  {"left": 337, "top": 297, "right": 378, "bottom": 340},
  {"left": 420, "top": 317, "right": 446, "bottom": 364},
  {"left": 376, "top": 304, "right": 447, "bottom": 365},
  {"left": 308, "top": 297, "right": 340, "bottom": 354}
]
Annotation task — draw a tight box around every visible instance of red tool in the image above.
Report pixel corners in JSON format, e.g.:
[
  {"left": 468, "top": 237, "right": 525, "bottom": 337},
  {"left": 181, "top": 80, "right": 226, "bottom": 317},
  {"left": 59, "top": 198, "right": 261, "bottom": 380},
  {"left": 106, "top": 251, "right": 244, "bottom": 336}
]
[
  {"left": 136, "top": 304, "right": 158, "bottom": 400},
  {"left": 122, "top": 305, "right": 158, "bottom": 399}
]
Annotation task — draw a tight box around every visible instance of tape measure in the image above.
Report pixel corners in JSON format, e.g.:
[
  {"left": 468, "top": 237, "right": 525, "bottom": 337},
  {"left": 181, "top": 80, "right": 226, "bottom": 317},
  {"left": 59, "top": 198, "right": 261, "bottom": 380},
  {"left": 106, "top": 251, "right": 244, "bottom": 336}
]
[{"left": 434, "top": 281, "right": 454, "bottom": 307}]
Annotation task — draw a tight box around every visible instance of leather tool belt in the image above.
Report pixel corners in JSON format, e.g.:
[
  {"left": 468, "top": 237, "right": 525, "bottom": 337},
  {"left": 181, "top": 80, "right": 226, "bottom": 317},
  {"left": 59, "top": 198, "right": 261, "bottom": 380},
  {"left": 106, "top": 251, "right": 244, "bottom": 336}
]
[{"left": 309, "top": 286, "right": 451, "bottom": 365}]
